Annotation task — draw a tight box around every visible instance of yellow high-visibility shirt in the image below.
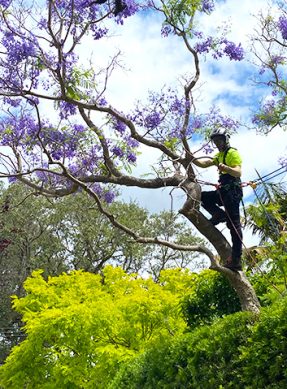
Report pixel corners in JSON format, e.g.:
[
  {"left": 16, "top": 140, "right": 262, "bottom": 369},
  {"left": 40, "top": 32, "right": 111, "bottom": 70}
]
[{"left": 213, "top": 148, "right": 242, "bottom": 171}]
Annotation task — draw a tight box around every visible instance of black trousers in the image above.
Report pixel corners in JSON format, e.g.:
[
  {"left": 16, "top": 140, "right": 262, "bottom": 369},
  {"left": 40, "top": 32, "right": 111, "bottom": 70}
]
[{"left": 201, "top": 187, "right": 243, "bottom": 263}]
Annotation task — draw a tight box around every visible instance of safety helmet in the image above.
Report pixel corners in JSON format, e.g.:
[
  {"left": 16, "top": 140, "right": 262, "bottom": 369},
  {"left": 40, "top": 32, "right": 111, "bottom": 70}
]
[{"left": 210, "top": 128, "right": 230, "bottom": 141}]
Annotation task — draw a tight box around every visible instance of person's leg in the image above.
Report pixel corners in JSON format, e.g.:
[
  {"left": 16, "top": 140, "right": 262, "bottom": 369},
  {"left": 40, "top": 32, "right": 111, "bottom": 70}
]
[
  {"left": 222, "top": 191, "right": 243, "bottom": 270},
  {"left": 201, "top": 190, "right": 227, "bottom": 224}
]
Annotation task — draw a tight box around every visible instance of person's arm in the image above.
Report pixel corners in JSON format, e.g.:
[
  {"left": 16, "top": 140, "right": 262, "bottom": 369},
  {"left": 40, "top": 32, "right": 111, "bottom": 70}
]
[
  {"left": 192, "top": 157, "right": 215, "bottom": 168},
  {"left": 218, "top": 163, "right": 241, "bottom": 178}
]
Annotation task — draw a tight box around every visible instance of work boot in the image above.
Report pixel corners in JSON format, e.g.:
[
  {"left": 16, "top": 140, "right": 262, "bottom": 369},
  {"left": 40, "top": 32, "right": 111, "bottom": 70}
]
[{"left": 209, "top": 212, "right": 227, "bottom": 225}]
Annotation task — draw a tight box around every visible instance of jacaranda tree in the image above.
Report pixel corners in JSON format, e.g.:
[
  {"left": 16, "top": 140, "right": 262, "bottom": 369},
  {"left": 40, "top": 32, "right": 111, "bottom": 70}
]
[{"left": 1, "top": 0, "right": 279, "bottom": 312}]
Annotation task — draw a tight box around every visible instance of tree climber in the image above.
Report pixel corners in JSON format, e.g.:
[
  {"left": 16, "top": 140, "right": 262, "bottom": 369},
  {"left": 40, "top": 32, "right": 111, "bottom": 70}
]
[
  {"left": 192, "top": 129, "right": 243, "bottom": 271},
  {"left": 93, "top": 0, "right": 127, "bottom": 16}
]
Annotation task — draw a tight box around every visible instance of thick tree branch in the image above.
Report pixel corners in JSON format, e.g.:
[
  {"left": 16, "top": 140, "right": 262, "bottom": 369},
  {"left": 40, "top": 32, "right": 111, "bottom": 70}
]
[{"left": 50, "top": 162, "right": 217, "bottom": 264}]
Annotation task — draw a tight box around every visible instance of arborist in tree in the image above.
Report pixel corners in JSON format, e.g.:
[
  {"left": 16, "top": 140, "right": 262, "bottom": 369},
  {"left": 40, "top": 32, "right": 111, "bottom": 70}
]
[
  {"left": 93, "top": 0, "right": 127, "bottom": 16},
  {"left": 192, "top": 129, "right": 243, "bottom": 271}
]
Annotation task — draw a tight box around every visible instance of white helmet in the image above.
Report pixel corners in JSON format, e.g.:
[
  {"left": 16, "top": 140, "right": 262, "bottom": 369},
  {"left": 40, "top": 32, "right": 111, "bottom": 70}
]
[{"left": 210, "top": 129, "right": 230, "bottom": 141}]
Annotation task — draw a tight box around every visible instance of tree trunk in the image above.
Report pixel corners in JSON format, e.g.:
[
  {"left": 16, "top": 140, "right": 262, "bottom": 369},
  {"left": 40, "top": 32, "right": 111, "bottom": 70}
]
[{"left": 179, "top": 181, "right": 260, "bottom": 314}]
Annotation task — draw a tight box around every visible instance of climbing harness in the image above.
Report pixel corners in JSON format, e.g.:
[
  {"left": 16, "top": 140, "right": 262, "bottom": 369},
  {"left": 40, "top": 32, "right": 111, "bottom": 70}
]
[{"left": 197, "top": 163, "right": 287, "bottom": 191}]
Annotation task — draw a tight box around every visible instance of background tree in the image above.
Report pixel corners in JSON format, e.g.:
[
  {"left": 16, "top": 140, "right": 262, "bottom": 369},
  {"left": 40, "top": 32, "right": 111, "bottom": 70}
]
[
  {"left": 0, "top": 266, "right": 194, "bottom": 388},
  {"left": 0, "top": 182, "right": 203, "bottom": 363},
  {"left": 245, "top": 181, "right": 287, "bottom": 298}
]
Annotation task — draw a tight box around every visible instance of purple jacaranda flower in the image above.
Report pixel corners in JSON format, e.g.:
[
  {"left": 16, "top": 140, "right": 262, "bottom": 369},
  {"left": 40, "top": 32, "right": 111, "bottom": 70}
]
[
  {"left": 170, "top": 97, "right": 185, "bottom": 115},
  {"left": 38, "top": 17, "right": 47, "bottom": 30},
  {"left": 161, "top": 24, "right": 172, "bottom": 37},
  {"left": 125, "top": 137, "right": 139, "bottom": 148},
  {"left": 3, "top": 97, "right": 21, "bottom": 107},
  {"left": 104, "top": 190, "right": 116, "bottom": 203},
  {"left": 27, "top": 97, "right": 40, "bottom": 106},
  {"left": 270, "top": 55, "right": 286, "bottom": 65},
  {"left": 0, "top": 0, "right": 11, "bottom": 8},
  {"left": 252, "top": 99, "right": 276, "bottom": 125},
  {"left": 145, "top": 112, "right": 162, "bottom": 129},
  {"left": 91, "top": 26, "right": 108, "bottom": 40},
  {"left": 223, "top": 41, "right": 244, "bottom": 61},
  {"left": 115, "top": 1, "right": 139, "bottom": 25},
  {"left": 127, "top": 152, "right": 136, "bottom": 163},
  {"left": 114, "top": 119, "right": 126, "bottom": 134},
  {"left": 8, "top": 176, "right": 17, "bottom": 183},
  {"left": 200, "top": 0, "right": 215, "bottom": 13},
  {"left": 204, "top": 144, "right": 214, "bottom": 154},
  {"left": 73, "top": 124, "right": 85, "bottom": 133},
  {"left": 193, "top": 30, "right": 203, "bottom": 39},
  {"left": 194, "top": 32, "right": 244, "bottom": 61},
  {"left": 195, "top": 37, "right": 213, "bottom": 54},
  {"left": 207, "top": 106, "right": 239, "bottom": 130},
  {"left": 4, "top": 33, "right": 38, "bottom": 64},
  {"left": 111, "top": 146, "right": 124, "bottom": 158},
  {"left": 59, "top": 101, "right": 77, "bottom": 119},
  {"left": 192, "top": 117, "right": 203, "bottom": 130},
  {"left": 98, "top": 97, "right": 108, "bottom": 106},
  {"left": 90, "top": 183, "right": 116, "bottom": 203},
  {"left": 51, "top": 150, "right": 62, "bottom": 160},
  {"left": 278, "top": 16, "right": 287, "bottom": 40}
]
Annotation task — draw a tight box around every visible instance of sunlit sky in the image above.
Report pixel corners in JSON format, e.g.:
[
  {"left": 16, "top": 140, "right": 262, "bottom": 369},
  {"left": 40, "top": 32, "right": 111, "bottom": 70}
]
[{"left": 87, "top": 0, "right": 286, "bottom": 248}]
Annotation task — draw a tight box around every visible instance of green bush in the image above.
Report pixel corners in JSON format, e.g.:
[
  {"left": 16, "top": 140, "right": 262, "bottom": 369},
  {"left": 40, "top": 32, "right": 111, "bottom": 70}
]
[
  {"left": 111, "top": 295, "right": 287, "bottom": 388},
  {"left": 110, "top": 312, "right": 254, "bottom": 388},
  {"left": 240, "top": 297, "right": 287, "bottom": 388},
  {"left": 248, "top": 268, "right": 287, "bottom": 307},
  {"left": 181, "top": 270, "right": 241, "bottom": 328}
]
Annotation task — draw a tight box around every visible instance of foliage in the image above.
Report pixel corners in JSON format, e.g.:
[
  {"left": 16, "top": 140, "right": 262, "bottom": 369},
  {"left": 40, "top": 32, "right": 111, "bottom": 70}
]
[
  {"left": 181, "top": 270, "right": 241, "bottom": 328},
  {"left": 0, "top": 183, "right": 204, "bottom": 278},
  {"left": 245, "top": 182, "right": 287, "bottom": 297},
  {"left": 240, "top": 297, "right": 287, "bottom": 388},
  {"left": 248, "top": 270, "right": 282, "bottom": 307},
  {"left": 110, "top": 311, "right": 254, "bottom": 388},
  {"left": 112, "top": 295, "right": 287, "bottom": 388},
  {"left": 0, "top": 266, "right": 195, "bottom": 388},
  {"left": 0, "top": 183, "right": 203, "bottom": 363},
  {"left": 2, "top": 263, "right": 287, "bottom": 388},
  {"left": 247, "top": 183, "right": 287, "bottom": 244}
]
